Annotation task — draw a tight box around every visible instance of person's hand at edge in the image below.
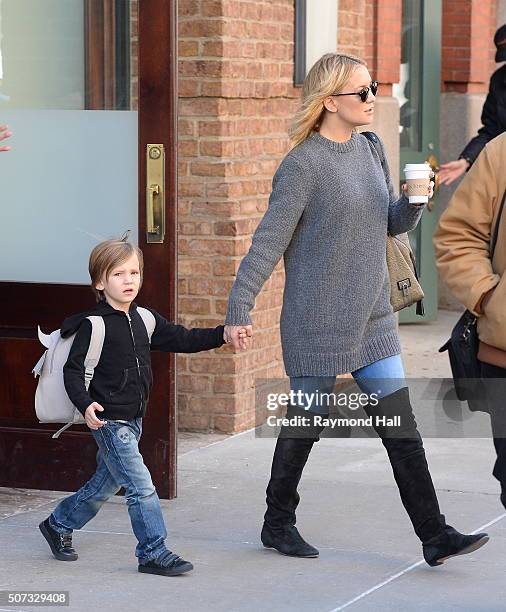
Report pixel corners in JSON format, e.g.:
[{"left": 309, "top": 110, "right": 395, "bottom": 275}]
[
  {"left": 438, "top": 159, "right": 469, "bottom": 186},
  {"left": 0, "top": 124, "right": 12, "bottom": 151}
]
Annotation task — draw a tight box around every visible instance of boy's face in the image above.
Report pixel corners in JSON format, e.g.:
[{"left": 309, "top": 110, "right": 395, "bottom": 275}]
[{"left": 95, "top": 253, "right": 141, "bottom": 312}]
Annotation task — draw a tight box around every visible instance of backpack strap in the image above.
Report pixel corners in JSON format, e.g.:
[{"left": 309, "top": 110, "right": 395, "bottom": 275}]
[
  {"left": 52, "top": 316, "right": 106, "bottom": 439},
  {"left": 84, "top": 316, "right": 106, "bottom": 390},
  {"left": 137, "top": 307, "right": 156, "bottom": 343}
]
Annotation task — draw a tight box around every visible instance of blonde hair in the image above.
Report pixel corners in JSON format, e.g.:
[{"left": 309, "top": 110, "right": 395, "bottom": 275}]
[
  {"left": 289, "top": 53, "right": 367, "bottom": 148},
  {"left": 89, "top": 233, "right": 144, "bottom": 302}
]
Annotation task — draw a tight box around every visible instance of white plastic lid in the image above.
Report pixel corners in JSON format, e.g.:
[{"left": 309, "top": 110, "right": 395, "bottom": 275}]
[{"left": 403, "top": 163, "right": 430, "bottom": 170}]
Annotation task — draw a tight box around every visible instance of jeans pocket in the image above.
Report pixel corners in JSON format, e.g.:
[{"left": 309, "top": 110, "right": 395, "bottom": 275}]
[{"left": 93, "top": 426, "right": 111, "bottom": 455}]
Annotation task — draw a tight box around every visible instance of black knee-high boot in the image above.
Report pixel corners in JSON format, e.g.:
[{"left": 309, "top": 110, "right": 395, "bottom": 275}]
[
  {"left": 261, "top": 407, "right": 321, "bottom": 558},
  {"left": 366, "top": 387, "right": 489, "bottom": 566}
]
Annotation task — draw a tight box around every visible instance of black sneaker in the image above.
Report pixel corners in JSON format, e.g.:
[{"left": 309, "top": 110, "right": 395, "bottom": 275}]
[
  {"left": 39, "top": 517, "right": 78, "bottom": 561},
  {"left": 138, "top": 550, "right": 193, "bottom": 576},
  {"left": 423, "top": 525, "right": 489, "bottom": 567}
]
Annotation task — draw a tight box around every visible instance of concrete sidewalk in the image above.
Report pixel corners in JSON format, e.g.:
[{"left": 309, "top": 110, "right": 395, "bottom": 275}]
[{"left": 1, "top": 310, "right": 505, "bottom": 612}]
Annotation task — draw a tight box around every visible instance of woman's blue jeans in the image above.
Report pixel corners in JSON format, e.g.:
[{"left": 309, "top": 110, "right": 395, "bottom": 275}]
[
  {"left": 49, "top": 418, "right": 169, "bottom": 563},
  {"left": 290, "top": 353, "right": 406, "bottom": 415}
]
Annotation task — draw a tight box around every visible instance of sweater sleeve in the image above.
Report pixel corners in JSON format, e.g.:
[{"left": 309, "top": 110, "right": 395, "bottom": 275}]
[
  {"left": 224, "top": 154, "right": 314, "bottom": 326},
  {"left": 377, "top": 137, "right": 426, "bottom": 236},
  {"left": 149, "top": 308, "right": 225, "bottom": 353},
  {"left": 63, "top": 320, "right": 95, "bottom": 416},
  {"left": 433, "top": 144, "right": 501, "bottom": 316}
]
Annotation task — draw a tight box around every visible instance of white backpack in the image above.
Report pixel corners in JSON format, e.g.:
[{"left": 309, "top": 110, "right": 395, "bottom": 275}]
[{"left": 32, "top": 307, "right": 156, "bottom": 439}]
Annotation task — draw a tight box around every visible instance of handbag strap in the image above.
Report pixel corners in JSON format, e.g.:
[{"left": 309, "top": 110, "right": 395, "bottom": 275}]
[
  {"left": 362, "top": 131, "right": 384, "bottom": 167},
  {"left": 490, "top": 189, "right": 506, "bottom": 259}
]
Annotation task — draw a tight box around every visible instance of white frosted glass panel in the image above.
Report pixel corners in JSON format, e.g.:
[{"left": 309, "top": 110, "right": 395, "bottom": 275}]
[
  {"left": 0, "top": 110, "right": 138, "bottom": 284},
  {"left": 306, "top": 0, "right": 339, "bottom": 73}
]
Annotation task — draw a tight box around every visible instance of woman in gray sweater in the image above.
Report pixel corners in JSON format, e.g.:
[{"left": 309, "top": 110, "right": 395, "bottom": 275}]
[{"left": 223, "top": 53, "right": 488, "bottom": 566}]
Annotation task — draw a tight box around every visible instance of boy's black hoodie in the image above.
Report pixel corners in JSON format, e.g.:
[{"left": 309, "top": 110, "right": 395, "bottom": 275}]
[{"left": 61, "top": 300, "right": 225, "bottom": 420}]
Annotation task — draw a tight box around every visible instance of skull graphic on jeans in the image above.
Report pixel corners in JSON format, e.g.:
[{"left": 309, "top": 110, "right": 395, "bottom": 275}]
[{"left": 117, "top": 427, "right": 131, "bottom": 444}]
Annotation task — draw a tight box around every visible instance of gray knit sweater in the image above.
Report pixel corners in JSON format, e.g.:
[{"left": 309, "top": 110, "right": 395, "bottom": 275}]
[{"left": 224, "top": 131, "right": 425, "bottom": 376}]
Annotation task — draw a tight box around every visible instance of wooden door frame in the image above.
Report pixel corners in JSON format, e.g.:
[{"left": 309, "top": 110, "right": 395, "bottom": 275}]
[
  {"left": 0, "top": 0, "right": 178, "bottom": 499},
  {"left": 138, "top": 0, "right": 178, "bottom": 499}
]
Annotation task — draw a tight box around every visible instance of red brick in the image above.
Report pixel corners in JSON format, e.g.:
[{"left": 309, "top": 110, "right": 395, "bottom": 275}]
[
  {"left": 178, "top": 259, "right": 213, "bottom": 276},
  {"left": 178, "top": 374, "right": 212, "bottom": 393},
  {"left": 189, "top": 356, "right": 236, "bottom": 374},
  {"left": 178, "top": 0, "right": 201, "bottom": 17},
  {"left": 179, "top": 414, "right": 212, "bottom": 431},
  {"left": 212, "top": 259, "right": 240, "bottom": 276},
  {"left": 178, "top": 298, "right": 212, "bottom": 315},
  {"left": 179, "top": 221, "right": 213, "bottom": 235},
  {"left": 179, "top": 40, "right": 199, "bottom": 56},
  {"left": 178, "top": 19, "right": 222, "bottom": 38},
  {"left": 187, "top": 277, "right": 235, "bottom": 296},
  {"left": 214, "top": 219, "right": 258, "bottom": 236}
]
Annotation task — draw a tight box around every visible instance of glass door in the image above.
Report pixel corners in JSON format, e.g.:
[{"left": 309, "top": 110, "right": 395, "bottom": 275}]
[
  {"left": 393, "top": 0, "right": 442, "bottom": 322},
  {"left": 0, "top": 0, "right": 178, "bottom": 498}
]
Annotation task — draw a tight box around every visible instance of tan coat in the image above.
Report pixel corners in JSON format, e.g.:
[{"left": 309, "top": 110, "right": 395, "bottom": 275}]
[{"left": 433, "top": 132, "right": 506, "bottom": 351}]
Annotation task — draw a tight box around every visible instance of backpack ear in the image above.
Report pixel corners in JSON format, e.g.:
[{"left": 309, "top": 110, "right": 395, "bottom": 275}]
[{"left": 38, "top": 326, "right": 53, "bottom": 349}]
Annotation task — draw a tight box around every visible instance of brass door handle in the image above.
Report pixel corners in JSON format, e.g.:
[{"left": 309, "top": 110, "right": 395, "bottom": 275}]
[
  {"left": 148, "top": 184, "right": 160, "bottom": 233},
  {"left": 146, "top": 145, "right": 165, "bottom": 243}
]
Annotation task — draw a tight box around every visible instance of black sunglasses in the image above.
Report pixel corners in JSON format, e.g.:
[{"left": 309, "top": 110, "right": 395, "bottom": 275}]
[{"left": 331, "top": 81, "right": 378, "bottom": 103}]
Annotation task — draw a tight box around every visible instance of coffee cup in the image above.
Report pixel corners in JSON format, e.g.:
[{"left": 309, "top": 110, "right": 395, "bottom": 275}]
[{"left": 403, "top": 163, "right": 431, "bottom": 204}]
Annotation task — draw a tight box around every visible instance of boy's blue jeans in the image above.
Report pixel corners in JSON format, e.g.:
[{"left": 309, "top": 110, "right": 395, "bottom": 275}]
[{"left": 49, "top": 417, "right": 168, "bottom": 563}]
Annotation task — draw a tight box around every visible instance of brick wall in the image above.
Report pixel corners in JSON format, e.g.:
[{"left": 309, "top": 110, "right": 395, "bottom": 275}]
[
  {"left": 442, "top": 0, "right": 497, "bottom": 92},
  {"left": 338, "top": 0, "right": 401, "bottom": 94},
  {"left": 338, "top": 0, "right": 367, "bottom": 58},
  {"left": 177, "top": 0, "right": 298, "bottom": 432}
]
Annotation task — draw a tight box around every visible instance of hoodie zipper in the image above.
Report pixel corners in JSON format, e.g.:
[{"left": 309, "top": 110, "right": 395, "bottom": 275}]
[{"left": 126, "top": 312, "right": 143, "bottom": 414}]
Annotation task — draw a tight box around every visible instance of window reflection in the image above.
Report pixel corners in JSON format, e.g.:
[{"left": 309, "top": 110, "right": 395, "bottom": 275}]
[
  {"left": 0, "top": 0, "right": 137, "bottom": 111},
  {"left": 393, "top": 0, "right": 423, "bottom": 151}
]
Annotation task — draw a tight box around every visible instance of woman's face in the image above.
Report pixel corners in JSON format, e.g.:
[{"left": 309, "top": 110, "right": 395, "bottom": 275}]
[{"left": 324, "top": 65, "right": 376, "bottom": 127}]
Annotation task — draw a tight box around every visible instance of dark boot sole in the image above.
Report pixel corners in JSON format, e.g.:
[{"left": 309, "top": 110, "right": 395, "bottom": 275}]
[
  {"left": 38, "top": 521, "right": 78, "bottom": 562},
  {"left": 262, "top": 543, "right": 319, "bottom": 558},
  {"left": 138, "top": 562, "right": 193, "bottom": 576},
  {"left": 432, "top": 534, "right": 490, "bottom": 566}
]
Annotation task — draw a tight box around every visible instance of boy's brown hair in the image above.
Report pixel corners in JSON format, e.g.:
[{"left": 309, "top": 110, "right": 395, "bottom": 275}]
[{"left": 89, "top": 234, "right": 144, "bottom": 302}]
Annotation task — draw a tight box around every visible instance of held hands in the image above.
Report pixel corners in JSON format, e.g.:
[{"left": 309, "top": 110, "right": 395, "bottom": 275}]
[
  {"left": 401, "top": 170, "right": 435, "bottom": 201},
  {"left": 438, "top": 159, "right": 470, "bottom": 186},
  {"left": 223, "top": 325, "right": 253, "bottom": 351},
  {"left": 84, "top": 402, "right": 107, "bottom": 429}
]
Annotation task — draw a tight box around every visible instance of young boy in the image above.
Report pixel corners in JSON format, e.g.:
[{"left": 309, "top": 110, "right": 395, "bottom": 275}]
[{"left": 39, "top": 236, "right": 236, "bottom": 576}]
